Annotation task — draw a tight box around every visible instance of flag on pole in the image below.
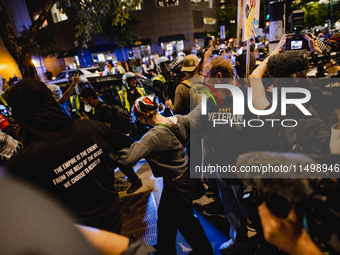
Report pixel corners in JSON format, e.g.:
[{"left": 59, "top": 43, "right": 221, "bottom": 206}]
[{"left": 243, "top": 0, "right": 260, "bottom": 41}]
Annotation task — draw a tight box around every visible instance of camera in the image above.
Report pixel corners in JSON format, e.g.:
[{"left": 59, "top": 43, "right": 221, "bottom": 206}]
[
  {"left": 285, "top": 10, "right": 310, "bottom": 51},
  {"left": 237, "top": 151, "right": 340, "bottom": 253},
  {"left": 285, "top": 33, "right": 310, "bottom": 51},
  {"left": 203, "top": 36, "right": 214, "bottom": 49},
  {"left": 203, "top": 36, "right": 225, "bottom": 55}
]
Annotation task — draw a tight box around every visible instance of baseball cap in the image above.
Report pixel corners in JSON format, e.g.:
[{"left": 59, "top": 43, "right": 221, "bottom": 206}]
[{"left": 181, "top": 55, "right": 199, "bottom": 72}]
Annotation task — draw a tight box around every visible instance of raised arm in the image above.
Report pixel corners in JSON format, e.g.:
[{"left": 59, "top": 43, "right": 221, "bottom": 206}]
[
  {"left": 57, "top": 74, "right": 81, "bottom": 105},
  {"left": 249, "top": 35, "right": 286, "bottom": 110}
]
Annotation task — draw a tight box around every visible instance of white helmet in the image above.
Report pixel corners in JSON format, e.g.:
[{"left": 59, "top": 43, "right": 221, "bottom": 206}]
[
  {"left": 178, "top": 51, "right": 186, "bottom": 57},
  {"left": 122, "top": 72, "right": 136, "bottom": 89},
  {"left": 156, "top": 56, "right": 170, "bottom": 73},
  {"left": 75, "top": 77, "right": 91, "bottom": 95}
]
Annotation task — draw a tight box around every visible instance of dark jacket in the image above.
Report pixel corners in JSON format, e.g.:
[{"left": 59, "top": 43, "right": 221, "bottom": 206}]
[{"left": 5, "top": 79, "right": 133, "bottom": 233}]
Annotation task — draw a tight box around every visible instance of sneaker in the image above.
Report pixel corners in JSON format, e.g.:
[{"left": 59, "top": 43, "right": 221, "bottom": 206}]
[
  {"left": 202, "top": 207, "right": 226, "bottom": 218},
  {"left": 247, "top": 223, "right": 256, "bottom": 232},
  {"left": 126, "top": 179, "right": 142, "bottom": 194}
]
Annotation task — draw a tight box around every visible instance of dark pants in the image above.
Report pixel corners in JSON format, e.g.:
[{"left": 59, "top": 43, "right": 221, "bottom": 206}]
[
  {"left": 216, "top": 179, "right": 249, "bottom": 243},
  {"left": 157, "top": 169, "right": 213, "bottom": 255},
  {"left": 119, "top": 165, "right": 139, "bottom": 183},
  {"left": 155, "top": 91, "right": 165, "bottom": 104}
]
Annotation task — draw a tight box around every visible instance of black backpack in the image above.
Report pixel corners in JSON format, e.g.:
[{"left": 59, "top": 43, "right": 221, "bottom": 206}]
[{"left": 101, "top": 104, "right": 132, "bottom": 135}]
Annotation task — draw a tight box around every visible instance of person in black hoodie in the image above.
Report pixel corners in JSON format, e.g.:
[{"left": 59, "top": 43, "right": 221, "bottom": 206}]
[{"left": 4, "top": 79, "right": 134, "bottom": 234}]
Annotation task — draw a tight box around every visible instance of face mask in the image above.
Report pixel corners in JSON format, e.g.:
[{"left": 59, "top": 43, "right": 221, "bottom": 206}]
[{"left": 84, "top": 104, "right": 93, "bottom": 112}]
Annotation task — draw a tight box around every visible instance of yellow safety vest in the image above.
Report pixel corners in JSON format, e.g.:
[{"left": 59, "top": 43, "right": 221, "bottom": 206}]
[
  {"left": 118, "top": 87, "right": 147, "bottom": 113},
  {"left": 117, "top": 66, "right": 125, "bottom": 74},
  {"left": 0, "top": 94, "right": 8, "bottom": 107},
  {"left": 70, "top": 95, "right": 95, "bottom": 116},
  {"left": 106, "top": 67, "right": 116, "bottom": 75},
  {"left": 70, "top": 95, "right": 81, "bottom": 116}
]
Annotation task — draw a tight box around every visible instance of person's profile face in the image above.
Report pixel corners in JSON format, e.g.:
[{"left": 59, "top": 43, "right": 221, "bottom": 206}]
[
  {"left": 81, "top": 97, "right": 91, "bottom": 106},
  {"left": 203, "top": 63, "right": 215, "bottom": 87}
]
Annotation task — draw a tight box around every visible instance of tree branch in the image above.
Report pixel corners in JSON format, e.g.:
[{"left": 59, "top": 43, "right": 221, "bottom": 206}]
[
  {"left": 0, "top": 2, "right": 22, "bottom": 62},
  {"left": 26, "top": 0, "right": 57, "bottom": 53}
]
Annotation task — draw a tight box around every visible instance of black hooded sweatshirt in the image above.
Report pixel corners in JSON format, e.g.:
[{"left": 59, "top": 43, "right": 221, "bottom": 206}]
[{"left": 4, "top": 79, "right": 133, "bottom": 232}]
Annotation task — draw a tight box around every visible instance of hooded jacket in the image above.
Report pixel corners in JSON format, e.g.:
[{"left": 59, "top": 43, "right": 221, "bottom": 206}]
[{"left": 5, "top": 79, "right": 133, "bottom": 232}]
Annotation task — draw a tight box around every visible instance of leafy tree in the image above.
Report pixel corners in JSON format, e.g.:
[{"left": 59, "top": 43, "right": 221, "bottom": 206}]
[
  {"left": 329, "top": 1, "right": 340, "bottom": 29},
  {"left": 217, "top": 4, "right": 237, "bottom": 39},
  {"left": 302, "top": 2, "right": 328, "bottom": 29},
  {"left": 18, "top": 25, "right": 60, "bottom": 77},
  {"left": 99, "top": 12, "right": 140, "bottom": 47},
  {"left": 18, "top": 25, "right": 60, "bottom": 59},
  {"left": 0, "top": 0, "right": 140, "bottom": 79},
  {"left": 290, "top": 1, "right": 328, "bottom": 30}
]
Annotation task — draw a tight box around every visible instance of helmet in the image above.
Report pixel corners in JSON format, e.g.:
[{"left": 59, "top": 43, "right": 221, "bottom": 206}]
[
  {"left": 156, "top": 56, "right": 170, "bottom": 73},
  {"left": 122, "top": 72, "right": 137, "bottom": 89},
  {"left": 75, "top": 77, "right": 92, "bottom": 94},
  {"left": 170, "top": 56, "right": 184, "bottom": 73},
  {"left": 178, "top": 52, "right": 186, "bottom": 57},
  {"left": 133, "top": 96, "right": 157, "bottom": 116}
]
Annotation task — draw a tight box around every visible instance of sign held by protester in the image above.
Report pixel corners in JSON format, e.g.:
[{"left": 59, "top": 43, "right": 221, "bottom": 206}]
[{"left": 242, "top": 0, "right": 260, "bottom": 40}]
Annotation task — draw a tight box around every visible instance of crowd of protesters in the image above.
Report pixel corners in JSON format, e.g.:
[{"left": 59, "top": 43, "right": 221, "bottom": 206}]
[{"left": 1, "top": 30, "right": 340, "bottom": 255}]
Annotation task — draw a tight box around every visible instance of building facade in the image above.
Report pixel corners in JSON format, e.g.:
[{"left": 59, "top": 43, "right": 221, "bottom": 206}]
[
  {"left": 128, "top": 0, "right": 219, "bottom": 59},
  {"left": 0, "top": 0, "right": 220, "bottom": 80}
]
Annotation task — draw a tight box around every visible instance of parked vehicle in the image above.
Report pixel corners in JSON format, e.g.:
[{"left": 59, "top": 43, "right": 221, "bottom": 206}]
[{"left": 45, "top": 67, "right": 102, "bottom": 86}]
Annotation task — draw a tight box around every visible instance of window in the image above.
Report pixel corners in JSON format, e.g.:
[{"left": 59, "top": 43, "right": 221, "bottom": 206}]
[
  {"left": 86, "top": 67, "right": 102, "bottom": 73},
  {"left": 134, "top": 0, "right": 143, "bottom": 10},
  {"left": 191, "top": 0, "right": 201, "bottom": 5},
  {"left": 51, "top": 3, "right": 68, "bottom": 23},
  {"left": 69, "top": 70, "right": 83, "bottom": 77},
  {"left": 123, "top": 0, "right": 143, "bottom": 10},
  {"left": 157, "top": 0, "right": 179, "bottom": 7},
  {"left": 193, "top": 11, "right": 203, "bottom": 28},
  {"left": 161, "top": 41, "right": 184, "bottom": 58},
  {"left": 55, "top": 72, "right": 66, "bottom": 80},
  {"left": 205, "top": 0, "right": 212, "bottom": 8}
]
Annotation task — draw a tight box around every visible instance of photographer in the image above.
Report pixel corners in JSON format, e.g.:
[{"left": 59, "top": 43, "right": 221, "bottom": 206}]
[
  {"left": 250, "top": 34, "right": 333, "bottom": 154},
  {"left": 235, "top": 44, "right": 257, "bottom": 78},
  {"left": 248, "top": 34, "right": 340, "bottom": 254}
]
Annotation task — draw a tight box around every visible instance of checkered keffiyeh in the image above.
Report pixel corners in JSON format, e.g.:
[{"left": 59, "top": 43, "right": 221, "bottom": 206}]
[
  {"left": 170, "top": 56, "right": 184, "bottom": 72},
  {"left": 0, "top": 131, "right": 22, "bottom": 161}
]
